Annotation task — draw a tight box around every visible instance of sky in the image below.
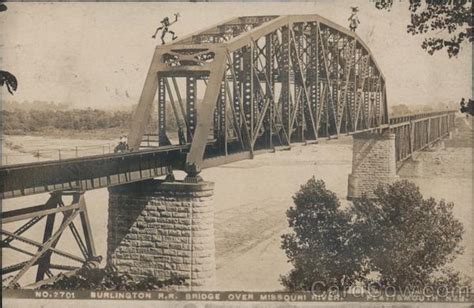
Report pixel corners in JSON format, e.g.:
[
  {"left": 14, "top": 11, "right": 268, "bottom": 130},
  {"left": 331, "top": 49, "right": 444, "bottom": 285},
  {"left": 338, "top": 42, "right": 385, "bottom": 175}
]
[{"left": 0, "top": 1, "right": 471, "bottom": 110}]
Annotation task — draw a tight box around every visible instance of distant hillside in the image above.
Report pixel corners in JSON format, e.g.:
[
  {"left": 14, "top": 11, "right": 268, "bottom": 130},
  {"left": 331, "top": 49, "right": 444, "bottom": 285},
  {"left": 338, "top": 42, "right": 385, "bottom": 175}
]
[
  {"left": 2, "top": 100, "right": 72, "bottom": 112},
  {"left": 1, "top": 100, "right": 182, "bottom": 138},
  {"left": 2, "top": 100, "right": 137, "bottom": 112},
  {"left": 2, "top": 108, "right": 132, "bottom": 135},
  {"left": 389, "top": 101, "right": 459, "bottom": 116}
]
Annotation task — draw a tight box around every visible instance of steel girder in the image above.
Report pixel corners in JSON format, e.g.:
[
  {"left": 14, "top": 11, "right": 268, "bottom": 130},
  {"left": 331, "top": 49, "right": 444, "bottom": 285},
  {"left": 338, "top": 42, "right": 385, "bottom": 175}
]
[
  {"left": 1, "top": 191, "right": 101, "bottom": 288},
  {"left": 128, "top": 15, "right": 389, "bottom": 176},
  {"left": 0, "top": 145, "right": 184, "bottom": 199}
]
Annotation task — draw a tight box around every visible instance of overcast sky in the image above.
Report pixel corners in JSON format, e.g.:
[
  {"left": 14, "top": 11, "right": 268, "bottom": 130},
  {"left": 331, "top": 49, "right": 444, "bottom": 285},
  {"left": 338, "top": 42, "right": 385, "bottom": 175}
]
[{"left": 0, "top": 1, "right": 471, "bottom": 109}]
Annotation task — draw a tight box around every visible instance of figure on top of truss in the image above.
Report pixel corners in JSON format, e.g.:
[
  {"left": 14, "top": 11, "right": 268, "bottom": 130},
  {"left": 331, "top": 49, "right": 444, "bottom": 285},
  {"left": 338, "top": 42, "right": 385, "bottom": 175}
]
[
  {"left": 152, "top": 13, "right": 180, "bottom": 45},
  {"left": 348, "top": 7, "right": 360, "bottom": 32}
]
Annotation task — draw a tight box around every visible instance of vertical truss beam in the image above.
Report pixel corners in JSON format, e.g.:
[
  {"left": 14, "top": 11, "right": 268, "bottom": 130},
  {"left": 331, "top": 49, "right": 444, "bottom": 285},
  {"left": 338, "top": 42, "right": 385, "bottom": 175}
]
[
  {"left": 227, "top": 52, "right": 254, "bottom": 153},
  {"left": 232, "top": 50, "right": 242, "bottom": 133},
  {"left": 186, "top": 77, "right": 197, "bottom": 142},
  {"left": 214, "top": 81, "right": 227, "bottom": 152},
  {"left": 242, "top": 45, "right": 254, "bottom": 143},
  {"left": 308, "top": 22, "right": 319, "bottom": 140},
  {"left": 281, "top": 25, "right": 291, "bottom": 143},
  {"left": 35, "top": 195, "right": 59, "bottom": 282},
  {"left": 158, "top": 76, "right": 171, "bottom": 146},
  {"left": 265, "top": 32, "right": 275, "bottom": 148},
  {"left": 185, "top": 49, "right": 228, "bottom": 175}
]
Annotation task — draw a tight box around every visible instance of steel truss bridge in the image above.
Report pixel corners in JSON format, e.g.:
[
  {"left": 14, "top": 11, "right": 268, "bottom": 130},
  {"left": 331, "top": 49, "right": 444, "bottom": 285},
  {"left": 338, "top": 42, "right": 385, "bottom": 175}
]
[{"left": 0, "top": 15, "right": 455, "bottom": 288}]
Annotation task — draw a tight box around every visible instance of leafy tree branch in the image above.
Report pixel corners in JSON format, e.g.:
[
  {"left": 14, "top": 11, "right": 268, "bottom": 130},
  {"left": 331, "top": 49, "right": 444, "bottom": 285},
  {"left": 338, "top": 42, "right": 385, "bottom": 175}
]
[{"left": 374, "top": 0, "right": 472, "bottom": 57}]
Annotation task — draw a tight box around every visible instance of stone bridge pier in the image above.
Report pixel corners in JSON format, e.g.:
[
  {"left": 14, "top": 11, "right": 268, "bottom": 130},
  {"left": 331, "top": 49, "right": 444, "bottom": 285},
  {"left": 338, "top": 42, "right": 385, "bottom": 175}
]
[
  {"left": 106, "top": 179, "right": 216, "bottom": 290},
  {"left": 347, "top": 131, "right": 398, "bottom": 199}
]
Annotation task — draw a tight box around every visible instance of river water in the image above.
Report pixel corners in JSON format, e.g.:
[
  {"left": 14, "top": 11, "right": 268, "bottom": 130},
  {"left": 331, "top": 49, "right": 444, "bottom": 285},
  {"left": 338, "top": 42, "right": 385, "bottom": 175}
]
[{"left": 2, "top": 127, "right": 472, "bottom": 290}]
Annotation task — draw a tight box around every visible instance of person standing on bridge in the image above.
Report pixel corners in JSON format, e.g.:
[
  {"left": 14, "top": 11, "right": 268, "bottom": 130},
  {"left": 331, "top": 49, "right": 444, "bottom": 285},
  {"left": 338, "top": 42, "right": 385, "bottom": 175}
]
[
  {"left": 114, "top": 136, "right": 129, "bottom": 153},
  {"left": 348, "top": 7, "right": 360, "bottom": 32},
  {"left": 460, "top": 97, "right": 474, "bottom": 116},
  {"left": 152, "top": 13, "right": 180, "bottom": 45}
]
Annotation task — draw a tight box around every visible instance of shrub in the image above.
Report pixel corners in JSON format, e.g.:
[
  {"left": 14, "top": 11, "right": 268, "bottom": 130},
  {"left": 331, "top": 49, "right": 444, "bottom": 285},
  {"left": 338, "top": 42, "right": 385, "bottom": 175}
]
[{"left": 39, "top": 265, "right": 185, "bottom": 291}]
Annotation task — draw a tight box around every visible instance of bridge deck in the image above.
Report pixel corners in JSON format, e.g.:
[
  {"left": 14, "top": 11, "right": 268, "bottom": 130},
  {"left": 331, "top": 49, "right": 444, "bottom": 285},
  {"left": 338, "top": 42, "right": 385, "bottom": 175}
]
[
  {"left": 0, "top": 110, "right": 455, "bottom": 200},
  {"left": 0, "top": 143, "right": 277, "bottom": 200},
  {"left": 0, "top": 145, "right": 186, "bottom": 200}
]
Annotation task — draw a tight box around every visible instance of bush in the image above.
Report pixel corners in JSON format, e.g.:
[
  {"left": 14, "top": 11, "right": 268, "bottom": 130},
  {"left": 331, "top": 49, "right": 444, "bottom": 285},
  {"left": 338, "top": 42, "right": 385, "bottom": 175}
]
[{"left": 39, "top": 265, "right": 185, "bottom": 291}]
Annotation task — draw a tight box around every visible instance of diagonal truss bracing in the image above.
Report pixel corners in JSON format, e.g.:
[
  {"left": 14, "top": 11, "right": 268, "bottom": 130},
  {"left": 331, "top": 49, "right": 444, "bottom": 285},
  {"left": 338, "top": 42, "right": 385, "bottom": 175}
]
[
  {"left": 1, "top": 191, "right": 101, "bottom": 289},
  {"left": 127, "top": 15, "right": 388, "bottom": 175}
]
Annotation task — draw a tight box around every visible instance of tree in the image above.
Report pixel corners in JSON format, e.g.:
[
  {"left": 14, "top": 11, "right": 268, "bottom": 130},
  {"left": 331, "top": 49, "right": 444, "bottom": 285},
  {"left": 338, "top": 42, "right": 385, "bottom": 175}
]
[
  {"left": 0, "top": 70, "right": 17, "bottom": 94},
  {"left": 374, "top": 0, "right": 472, "bottom": 57},
  {"left": 390, "top": 104, "right": 411, "bottom": 115},
  {"left": 0, "top": 1, "right": 18, "bottom": 95},
  {"left": 351, "top": 180, "right": 465, "bottom": 290},
  {"left": 281, "top": 178, "right": 367, "bottom": 291},
  {"left": 281, "top": 178, "right": 468, "bottom": 291}
]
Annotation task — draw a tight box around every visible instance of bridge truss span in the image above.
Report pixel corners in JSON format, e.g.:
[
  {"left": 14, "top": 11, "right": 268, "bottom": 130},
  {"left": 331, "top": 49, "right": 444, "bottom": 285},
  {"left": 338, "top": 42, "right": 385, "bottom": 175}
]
[{"left": 128, "top": 14, "right": 389, "bottom": 175}]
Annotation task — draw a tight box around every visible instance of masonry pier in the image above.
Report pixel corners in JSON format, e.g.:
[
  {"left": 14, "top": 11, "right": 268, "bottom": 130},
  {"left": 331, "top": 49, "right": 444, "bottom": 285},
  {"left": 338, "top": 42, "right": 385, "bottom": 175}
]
[
  {"left": 107, "top": 179, "right": 216, "bottom": 289},
  {"left": 347, "top": 131, "right": 398, "bottom": 199}
]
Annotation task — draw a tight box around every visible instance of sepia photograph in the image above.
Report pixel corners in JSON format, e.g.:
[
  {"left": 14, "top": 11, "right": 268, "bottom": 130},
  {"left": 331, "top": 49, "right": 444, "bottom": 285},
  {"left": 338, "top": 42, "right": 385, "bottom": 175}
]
[{"left": 0, "top": 0, "right": 472, "bottom": 306}]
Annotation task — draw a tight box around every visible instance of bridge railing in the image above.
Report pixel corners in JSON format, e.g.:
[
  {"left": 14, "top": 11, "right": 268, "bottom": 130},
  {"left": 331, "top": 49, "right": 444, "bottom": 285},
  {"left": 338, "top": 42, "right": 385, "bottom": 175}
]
[
  {"left": 1, "top": 143, "right": 115, "bottom": 166},
  {"left": 389, "top": 110, "right": 456, "bottom": 164},
  {"left": 2, "top": 133, "right": 182, "bottom": 166},
  {"left": 389, "top": 110, "right": 457, "bottom": 125}
]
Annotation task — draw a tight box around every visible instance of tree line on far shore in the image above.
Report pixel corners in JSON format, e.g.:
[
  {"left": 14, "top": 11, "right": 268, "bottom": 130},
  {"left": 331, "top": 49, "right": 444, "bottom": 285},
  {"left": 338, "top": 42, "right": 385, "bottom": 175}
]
[
  {"left": 1, "top": 102, "right": 184, "bottom": 135},
  {"left": 2, "top": 108, "right": 133, "bottom": 134}
]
